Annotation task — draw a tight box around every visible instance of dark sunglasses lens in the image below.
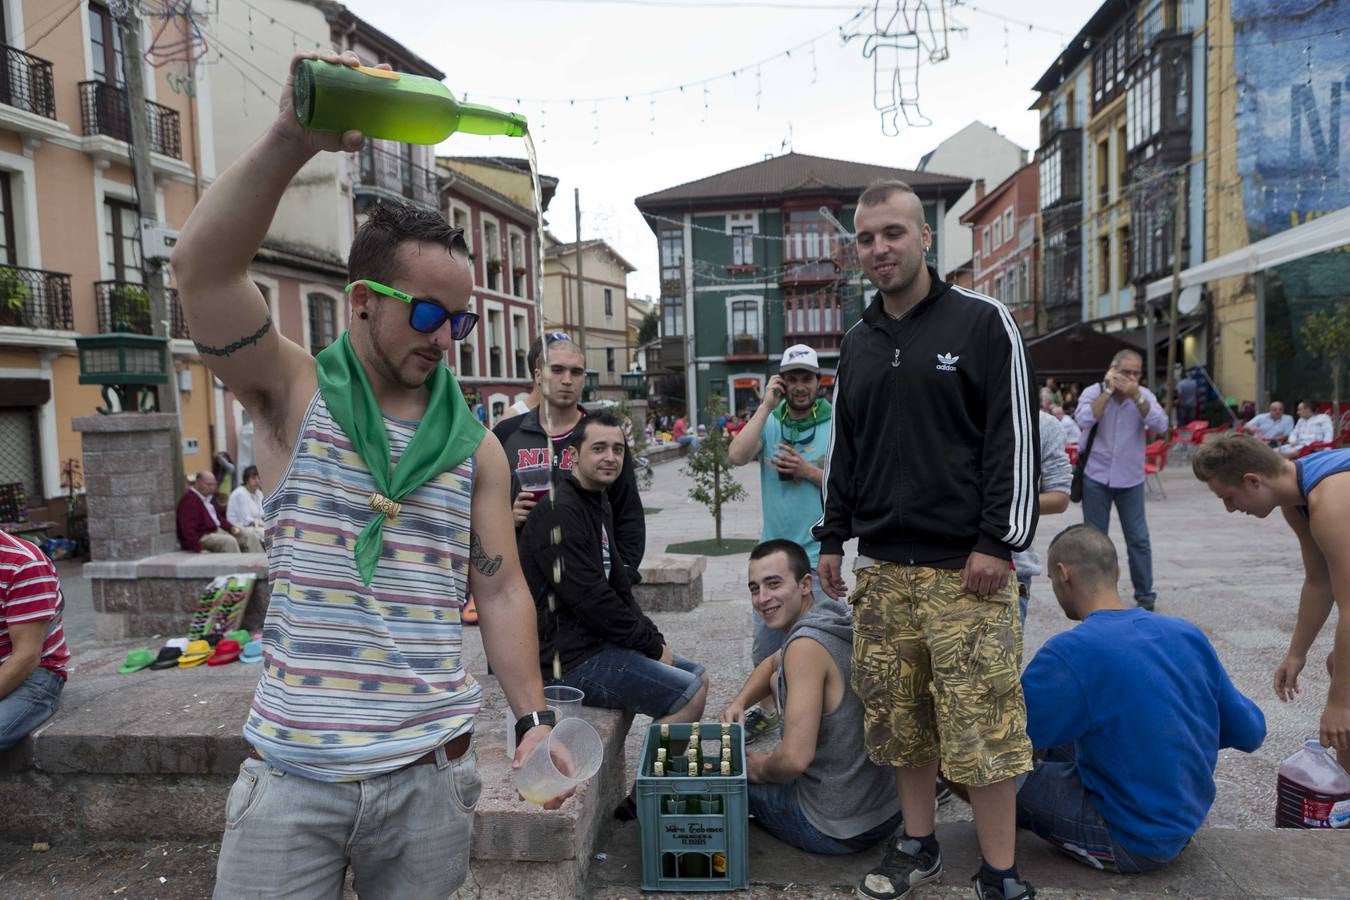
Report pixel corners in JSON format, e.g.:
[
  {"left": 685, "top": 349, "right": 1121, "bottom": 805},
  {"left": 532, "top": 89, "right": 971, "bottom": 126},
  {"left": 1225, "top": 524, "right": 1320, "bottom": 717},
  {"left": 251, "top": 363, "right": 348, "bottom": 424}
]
[
  {"left": 409, "top": 301, "right": 449, "bottom": 334},
  {"left": 449, "top": 313, "right": 478, "bottom": 340}
]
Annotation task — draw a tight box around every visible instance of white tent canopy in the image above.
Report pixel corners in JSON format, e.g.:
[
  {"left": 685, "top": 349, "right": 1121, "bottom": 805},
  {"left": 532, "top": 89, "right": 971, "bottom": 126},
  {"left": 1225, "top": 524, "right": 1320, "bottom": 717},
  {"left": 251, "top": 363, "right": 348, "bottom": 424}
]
[{"left": 1145, "top": 204, "right": 1350, "bottom": 302}]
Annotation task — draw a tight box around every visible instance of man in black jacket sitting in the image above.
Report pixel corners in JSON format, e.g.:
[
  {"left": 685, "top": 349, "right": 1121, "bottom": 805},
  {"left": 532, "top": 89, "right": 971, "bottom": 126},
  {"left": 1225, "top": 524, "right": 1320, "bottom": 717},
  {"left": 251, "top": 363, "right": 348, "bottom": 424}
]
[{"left": 520, "top": 410, "right": 707, "bottom": 725}]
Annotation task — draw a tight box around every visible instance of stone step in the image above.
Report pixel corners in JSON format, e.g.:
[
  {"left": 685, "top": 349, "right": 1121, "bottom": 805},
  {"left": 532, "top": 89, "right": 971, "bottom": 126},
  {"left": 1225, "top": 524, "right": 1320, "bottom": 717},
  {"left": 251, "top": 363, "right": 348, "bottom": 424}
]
[{"left": 0, "top": 633, "right": 633, "bottom": 899}]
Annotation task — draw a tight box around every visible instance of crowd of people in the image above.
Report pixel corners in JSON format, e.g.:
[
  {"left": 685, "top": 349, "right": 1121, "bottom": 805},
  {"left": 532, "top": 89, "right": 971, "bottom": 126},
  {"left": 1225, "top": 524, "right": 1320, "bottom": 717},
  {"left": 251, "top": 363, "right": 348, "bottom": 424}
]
[{"left": 1, "top": 49, "right": 1343, "bottom": 900}]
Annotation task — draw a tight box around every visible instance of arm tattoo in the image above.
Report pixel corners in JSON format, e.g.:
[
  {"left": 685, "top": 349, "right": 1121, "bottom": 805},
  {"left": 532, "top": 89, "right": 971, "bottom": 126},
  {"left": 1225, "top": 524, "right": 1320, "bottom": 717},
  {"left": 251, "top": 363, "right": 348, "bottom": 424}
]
[
  {"left": 470, "top": 530, "right": 502, "bottom": 576},
  {"left": 192, "top": 314, "right": 274, "bottom": 357}
]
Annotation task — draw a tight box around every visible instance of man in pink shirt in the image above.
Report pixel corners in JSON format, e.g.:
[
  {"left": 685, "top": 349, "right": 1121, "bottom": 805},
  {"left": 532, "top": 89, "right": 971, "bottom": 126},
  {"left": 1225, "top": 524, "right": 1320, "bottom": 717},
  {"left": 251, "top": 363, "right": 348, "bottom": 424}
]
[
  {"left": 1073, "top": 349, "right": 1169, "bottom": 610},
  {"left": 0, "top": 532, "right": 69, "bottom": 751}
]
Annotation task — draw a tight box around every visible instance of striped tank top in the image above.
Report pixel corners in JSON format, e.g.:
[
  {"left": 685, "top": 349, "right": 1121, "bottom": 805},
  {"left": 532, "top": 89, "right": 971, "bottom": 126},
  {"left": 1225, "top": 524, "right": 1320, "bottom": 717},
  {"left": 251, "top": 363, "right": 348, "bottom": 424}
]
[{"left": 245, "top": 391, "right": 482, "bottom": 782}]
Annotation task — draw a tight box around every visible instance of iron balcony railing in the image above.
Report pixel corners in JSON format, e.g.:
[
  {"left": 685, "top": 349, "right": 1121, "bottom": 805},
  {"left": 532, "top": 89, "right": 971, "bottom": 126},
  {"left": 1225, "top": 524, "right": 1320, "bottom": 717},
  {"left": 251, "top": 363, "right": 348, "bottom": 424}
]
[
  {"left": 0, "top": 45, "right": 56, "bottom": 119},
  {"left": 726, "top": 334, "right": 765, "bottom": 356},
  {"left": 94, "top": 280, "right": 190, "bottom": 339},
  {"left": 358, "top": 141, "right": 439, "bottom": 209},
  {"left": 79, "top": 81, "right": 182, "bottom": 159},
  {"left": 0, "top": 265, "right": 73, "bottom": 330}
]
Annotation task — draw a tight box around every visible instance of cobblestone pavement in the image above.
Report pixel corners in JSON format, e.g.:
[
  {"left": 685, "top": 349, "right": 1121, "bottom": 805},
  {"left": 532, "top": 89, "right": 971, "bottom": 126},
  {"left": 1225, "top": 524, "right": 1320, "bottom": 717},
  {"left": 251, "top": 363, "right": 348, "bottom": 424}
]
[{"left": 627, "top": 448, "right": 1327, "bottom": 833}]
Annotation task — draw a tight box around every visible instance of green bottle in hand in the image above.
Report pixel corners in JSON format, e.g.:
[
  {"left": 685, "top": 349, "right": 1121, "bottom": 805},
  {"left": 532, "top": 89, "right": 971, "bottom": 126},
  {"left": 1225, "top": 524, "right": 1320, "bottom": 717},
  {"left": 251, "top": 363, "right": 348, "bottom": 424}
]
[{"left": 292, "top": 60, "right": 527, "bottom": 144}]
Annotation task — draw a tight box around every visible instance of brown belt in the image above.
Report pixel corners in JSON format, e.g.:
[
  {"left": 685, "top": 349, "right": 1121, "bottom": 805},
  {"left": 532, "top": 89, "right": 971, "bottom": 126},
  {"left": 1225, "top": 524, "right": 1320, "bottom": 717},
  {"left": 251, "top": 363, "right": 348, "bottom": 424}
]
[{"left": 249, "top": 732, "right": 472, "bottom": 768}]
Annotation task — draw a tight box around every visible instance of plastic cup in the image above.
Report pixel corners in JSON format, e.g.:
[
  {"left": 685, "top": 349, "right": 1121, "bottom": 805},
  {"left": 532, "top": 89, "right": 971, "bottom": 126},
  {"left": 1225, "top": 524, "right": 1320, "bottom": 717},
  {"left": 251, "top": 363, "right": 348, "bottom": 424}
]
[
  {"left": 544, "top": 685, "right": 584, "bottom": 720},
  {"left": 512, "top": 717, "right": 604, "bottom": 805},
  {"left": 518, "top": 464, "right": 552, "bottom": 502},
  {"left": 506, "top": 686, "right": 586, "bottom": 759}
]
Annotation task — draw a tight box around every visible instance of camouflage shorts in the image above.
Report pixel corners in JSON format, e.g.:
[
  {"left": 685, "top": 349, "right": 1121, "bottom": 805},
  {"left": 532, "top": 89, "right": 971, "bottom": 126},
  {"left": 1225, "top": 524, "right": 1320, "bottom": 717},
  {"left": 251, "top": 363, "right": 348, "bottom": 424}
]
[{"left": 849, "top": 563, "right": 1032, "bottom": 786}]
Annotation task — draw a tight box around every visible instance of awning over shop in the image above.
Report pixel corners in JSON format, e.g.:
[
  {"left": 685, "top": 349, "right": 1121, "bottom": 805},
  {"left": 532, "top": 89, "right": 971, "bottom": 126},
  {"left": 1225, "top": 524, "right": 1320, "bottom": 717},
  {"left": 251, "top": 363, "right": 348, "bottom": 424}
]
[
  {"left": 1144, "top": 204, "right": 1350, "bottom": 301},
  {"left": 1025, "top": 324, "right": 1146, "bottom": 385}
]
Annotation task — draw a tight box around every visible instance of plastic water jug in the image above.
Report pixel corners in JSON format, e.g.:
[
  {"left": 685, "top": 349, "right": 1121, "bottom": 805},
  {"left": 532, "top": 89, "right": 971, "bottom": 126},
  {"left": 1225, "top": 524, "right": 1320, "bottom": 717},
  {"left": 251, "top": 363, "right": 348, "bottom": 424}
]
[{"left": 1275, "top": 737, "right": 1350, "bottom": 828}]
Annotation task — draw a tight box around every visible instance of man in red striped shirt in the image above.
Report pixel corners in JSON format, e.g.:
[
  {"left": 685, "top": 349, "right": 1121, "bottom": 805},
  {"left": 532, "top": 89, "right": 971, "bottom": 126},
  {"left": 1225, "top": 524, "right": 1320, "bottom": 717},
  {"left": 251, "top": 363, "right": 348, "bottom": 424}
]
[{"left": 0, "top": 532, "right": 69, "bottom": 751}]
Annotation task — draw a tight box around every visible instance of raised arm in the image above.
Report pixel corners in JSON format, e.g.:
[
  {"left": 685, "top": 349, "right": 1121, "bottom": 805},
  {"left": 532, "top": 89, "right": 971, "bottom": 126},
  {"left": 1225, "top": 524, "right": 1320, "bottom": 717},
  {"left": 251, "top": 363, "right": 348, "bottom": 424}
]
[
  {"left": 728, "top": 377, "right": 779, "bottom": 466},
  {"left": 170, "top": 51, "right": 366, "bottom": 452}
]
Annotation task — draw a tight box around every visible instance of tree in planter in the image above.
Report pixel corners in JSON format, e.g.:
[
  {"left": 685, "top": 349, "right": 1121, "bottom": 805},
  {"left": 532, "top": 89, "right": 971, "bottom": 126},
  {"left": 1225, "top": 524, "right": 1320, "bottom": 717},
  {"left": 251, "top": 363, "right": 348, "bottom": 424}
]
[
  {"left": 1301, "top": 302, "right": 1350, "bottom": 421},
  {"left": 682, "top": 395, "right": 746, "bottom": 545},
  {"left": 0, "top": 268, "right": 32, "bottom": 326}
]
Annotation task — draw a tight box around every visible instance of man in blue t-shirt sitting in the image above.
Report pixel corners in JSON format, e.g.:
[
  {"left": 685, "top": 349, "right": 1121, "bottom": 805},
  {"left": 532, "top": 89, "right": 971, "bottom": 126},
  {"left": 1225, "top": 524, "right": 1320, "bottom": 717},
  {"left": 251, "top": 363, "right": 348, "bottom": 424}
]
[{"left": 1019, "top": 524, "right": 1266, "bottom": 873}]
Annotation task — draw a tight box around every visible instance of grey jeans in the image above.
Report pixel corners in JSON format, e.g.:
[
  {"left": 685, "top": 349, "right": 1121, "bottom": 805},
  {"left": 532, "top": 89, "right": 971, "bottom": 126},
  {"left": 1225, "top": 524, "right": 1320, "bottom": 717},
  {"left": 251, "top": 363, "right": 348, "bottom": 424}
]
[{"left": 213, "top": 744, "right": 482, "bottom": 899}]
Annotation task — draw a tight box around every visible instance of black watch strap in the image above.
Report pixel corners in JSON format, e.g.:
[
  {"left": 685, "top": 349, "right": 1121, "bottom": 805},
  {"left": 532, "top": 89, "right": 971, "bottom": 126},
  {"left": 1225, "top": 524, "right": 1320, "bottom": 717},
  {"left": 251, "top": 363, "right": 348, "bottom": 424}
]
[{"left": 514, "top": 709, "right": 557, "bottom": 743}]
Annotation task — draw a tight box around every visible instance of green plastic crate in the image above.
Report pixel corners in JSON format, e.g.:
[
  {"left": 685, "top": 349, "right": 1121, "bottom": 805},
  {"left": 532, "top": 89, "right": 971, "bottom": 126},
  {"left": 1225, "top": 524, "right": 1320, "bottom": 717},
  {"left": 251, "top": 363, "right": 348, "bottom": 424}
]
[{"left": 636, "top": 722, "right": 749, "bottom": 891}]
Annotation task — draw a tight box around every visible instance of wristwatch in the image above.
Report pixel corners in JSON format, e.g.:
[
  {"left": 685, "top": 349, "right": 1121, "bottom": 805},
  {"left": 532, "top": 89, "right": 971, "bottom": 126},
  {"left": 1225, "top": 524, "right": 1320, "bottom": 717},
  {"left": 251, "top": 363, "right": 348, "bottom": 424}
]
[{"left": 514, "top": 709, "right": 557, "bottom": 743}]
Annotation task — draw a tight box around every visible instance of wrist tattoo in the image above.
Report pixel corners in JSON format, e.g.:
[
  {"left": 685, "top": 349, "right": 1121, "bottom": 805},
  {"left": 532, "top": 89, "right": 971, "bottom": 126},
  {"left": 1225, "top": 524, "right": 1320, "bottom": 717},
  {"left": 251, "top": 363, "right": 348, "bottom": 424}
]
[
  {"left": 470, "top": 530, "right": 502, "bottom": 576},
  {"left": 192, "top": 315, "right": 274, "bottom": 357}
]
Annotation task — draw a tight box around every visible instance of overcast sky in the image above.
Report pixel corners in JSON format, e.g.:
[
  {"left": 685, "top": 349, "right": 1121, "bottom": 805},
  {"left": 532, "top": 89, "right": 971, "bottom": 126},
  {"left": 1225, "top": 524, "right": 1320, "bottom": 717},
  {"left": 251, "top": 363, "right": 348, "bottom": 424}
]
[{"left": 337, "top": 0, "right": 1104, "bottom": 300}]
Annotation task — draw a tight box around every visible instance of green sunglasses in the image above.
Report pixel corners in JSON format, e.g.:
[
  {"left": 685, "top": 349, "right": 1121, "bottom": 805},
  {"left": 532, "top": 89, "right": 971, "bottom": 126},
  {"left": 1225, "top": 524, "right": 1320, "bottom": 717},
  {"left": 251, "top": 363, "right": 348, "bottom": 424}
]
[{"left": 346, "top": 280, "right": 480, "bottom": 339}]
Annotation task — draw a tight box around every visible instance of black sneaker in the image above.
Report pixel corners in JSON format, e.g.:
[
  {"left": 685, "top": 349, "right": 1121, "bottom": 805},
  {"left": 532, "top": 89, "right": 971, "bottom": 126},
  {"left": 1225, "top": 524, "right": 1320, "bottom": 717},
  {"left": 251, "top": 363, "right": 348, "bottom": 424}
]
[
  {"left": 936, "top": 780, "right": 954, "bottom": 807},
  {"left": 970, "top": 872, "right": 1036, "bottom": 900},
  {"left": 856, "top": 836, "right": 942, "bottom": 899}
]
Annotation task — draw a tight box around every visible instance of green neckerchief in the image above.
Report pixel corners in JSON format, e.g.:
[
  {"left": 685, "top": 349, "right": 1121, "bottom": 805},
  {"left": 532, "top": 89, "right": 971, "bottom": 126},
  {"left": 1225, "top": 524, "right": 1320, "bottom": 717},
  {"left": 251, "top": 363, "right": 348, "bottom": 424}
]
[
  {"left": 316, "top": 332, "right": 485, "bottom": 585},
  {"left": 773, "top": 398, "right": 832, "bottom": 438}
]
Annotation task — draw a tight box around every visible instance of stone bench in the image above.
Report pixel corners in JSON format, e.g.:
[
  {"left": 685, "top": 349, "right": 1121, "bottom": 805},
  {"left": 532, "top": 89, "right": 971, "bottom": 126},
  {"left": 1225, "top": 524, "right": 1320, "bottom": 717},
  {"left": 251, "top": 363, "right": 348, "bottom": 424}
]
[
  {"left": 638, "top": 442, "right": 688, "bottom": 466},
  {"left": 0, "top": 634, "right": 633, "bottom": 899},
  {"left": 633, "top": 553, "right": 705, "bottom": 613},
  {"left": 83, "top": 551, "right": 269, "bottom": 640}
]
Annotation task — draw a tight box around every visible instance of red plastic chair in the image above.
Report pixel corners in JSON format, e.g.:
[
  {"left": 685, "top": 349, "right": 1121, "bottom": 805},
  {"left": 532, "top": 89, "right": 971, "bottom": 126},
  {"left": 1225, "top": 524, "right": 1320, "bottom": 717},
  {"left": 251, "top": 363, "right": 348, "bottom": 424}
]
[
  {"left": 1296, "top": 441, "right": 1335, "bottom": 459},
  {"left": 1144, "top": 439, "right": 1168, "bottom": 499},
  {"left": 1191, "top": 421, "right": 1230, "bottom": 445},
  {"left": 1175, "top": 419, "right": 1210, "bottom": 443}
]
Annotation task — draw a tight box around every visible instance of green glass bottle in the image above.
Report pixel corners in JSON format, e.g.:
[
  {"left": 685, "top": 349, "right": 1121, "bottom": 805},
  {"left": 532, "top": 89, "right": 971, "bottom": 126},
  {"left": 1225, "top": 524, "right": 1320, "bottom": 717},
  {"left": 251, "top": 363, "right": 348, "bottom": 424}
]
[{"left": 292, "top": 60, "right": 528, "bottom": 144}]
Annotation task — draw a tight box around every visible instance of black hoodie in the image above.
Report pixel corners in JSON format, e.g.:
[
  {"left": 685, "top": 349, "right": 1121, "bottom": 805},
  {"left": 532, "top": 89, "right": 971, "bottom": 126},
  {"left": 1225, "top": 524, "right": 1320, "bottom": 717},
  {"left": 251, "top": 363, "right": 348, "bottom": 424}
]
[
  {"left": 812, "top": 269, "right": 1039, "bottom": 566},
  {"left": 519, "top": 473, "right": 664, "bottom": 676}
]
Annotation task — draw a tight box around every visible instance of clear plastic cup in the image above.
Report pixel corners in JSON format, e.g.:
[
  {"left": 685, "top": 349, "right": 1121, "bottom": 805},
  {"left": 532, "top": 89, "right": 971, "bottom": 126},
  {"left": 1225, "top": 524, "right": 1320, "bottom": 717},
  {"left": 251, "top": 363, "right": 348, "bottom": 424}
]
[
  {"left": 513, "top": 717, "right": 604, "bottom": 805},
  {"left": 506, "top": 686, "right": 586, "bottom": 759},
  {"left": 517, "top": 464, "right": 552, "bottom": 502},
  {"left": 544, "top": 685, "right": 584, "bottom": 720}
]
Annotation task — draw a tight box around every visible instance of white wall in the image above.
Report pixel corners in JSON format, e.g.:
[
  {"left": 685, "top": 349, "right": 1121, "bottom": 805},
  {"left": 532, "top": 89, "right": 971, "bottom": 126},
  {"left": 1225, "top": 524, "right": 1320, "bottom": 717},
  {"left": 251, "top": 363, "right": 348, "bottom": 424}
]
[
  {"left": 210, "top": 0, "right": 348, "bottom": 261},
  {"left": 918, "top": 122, "right": 1027, "bottom": 275}
]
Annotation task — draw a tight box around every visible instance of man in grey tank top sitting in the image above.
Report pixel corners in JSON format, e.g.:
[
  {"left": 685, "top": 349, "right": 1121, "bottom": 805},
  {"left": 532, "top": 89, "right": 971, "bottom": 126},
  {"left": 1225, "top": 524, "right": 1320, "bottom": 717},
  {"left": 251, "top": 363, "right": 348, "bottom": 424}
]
[
  {"left": 172, "top": 49, "right": 562, "bottom": 900},
  {"left": 722, "top": 540, "right": 903, "bottom": 854}
]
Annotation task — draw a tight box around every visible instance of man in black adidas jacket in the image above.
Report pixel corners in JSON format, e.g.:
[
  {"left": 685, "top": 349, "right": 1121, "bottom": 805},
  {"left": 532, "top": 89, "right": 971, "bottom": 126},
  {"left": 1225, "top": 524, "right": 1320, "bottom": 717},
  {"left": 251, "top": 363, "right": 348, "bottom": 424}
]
[
  {"left": 493, "top": 335, "right": 645, "bottom": 580},
  {"left": 813, "top": 180, "right": 1040, "bottom": 900}
]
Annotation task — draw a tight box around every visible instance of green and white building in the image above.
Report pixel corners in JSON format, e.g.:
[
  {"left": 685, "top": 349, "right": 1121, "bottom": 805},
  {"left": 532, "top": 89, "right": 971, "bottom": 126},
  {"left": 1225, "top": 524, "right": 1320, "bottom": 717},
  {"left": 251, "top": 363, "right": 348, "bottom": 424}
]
[{"left": 635, "top": 152, "right": 969, "bottom": 422}]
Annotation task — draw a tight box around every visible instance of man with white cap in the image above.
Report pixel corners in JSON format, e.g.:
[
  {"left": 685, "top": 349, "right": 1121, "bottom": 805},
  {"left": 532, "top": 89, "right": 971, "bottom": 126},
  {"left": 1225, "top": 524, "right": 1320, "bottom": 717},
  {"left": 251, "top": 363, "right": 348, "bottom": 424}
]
[{"left": 728, "top": 343, "right": 833, "bottom": 741}]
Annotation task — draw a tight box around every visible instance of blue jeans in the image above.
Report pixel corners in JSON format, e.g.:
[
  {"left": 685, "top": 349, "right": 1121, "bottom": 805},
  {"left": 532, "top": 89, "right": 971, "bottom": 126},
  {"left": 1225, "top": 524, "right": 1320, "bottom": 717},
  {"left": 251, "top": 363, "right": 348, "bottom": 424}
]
[
  {"left": 1080, "top": 478, "right": 1156, "bottom": 608},
  {"left": 0, "top": 666, "right": 63, "bottom": 752},
  {"left": 748, "top": 780, "right": 902, "bottom": 855},
  {"left": 751, "top": 569, "right": 831, "bottom": 666},
  {"left": 552, "top": 644, "right": 704, "bottom": 718},
  {"left": 215, "top": 744, "right": 481, "bottom": 899},
  {"left": 1016, "top": 573, "right": 1032, "bottom": 625},
  {"left": 1017, "top": 752, "right": 1172, "bottom": 874}
]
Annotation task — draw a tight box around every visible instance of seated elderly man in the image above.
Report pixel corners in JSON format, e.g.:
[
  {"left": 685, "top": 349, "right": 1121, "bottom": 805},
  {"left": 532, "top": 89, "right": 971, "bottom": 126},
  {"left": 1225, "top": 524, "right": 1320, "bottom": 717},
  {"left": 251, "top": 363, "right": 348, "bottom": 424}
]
[
  {"left": 176, "top": 471, "right": 264, "bottom": 554},
  {"left": 1243, "top": 401, "right": 1293, "bottom": 447},
  {"left": 1017, "top": 524, "right": 1265, "bottom": 873},
  {"left": 1281, "top": 400, "right": 1335, "bottom": 459},
  {"left": 1051, "top": 404, "right": 1081, "bottom": 447}
]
